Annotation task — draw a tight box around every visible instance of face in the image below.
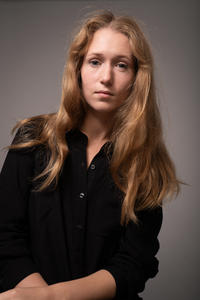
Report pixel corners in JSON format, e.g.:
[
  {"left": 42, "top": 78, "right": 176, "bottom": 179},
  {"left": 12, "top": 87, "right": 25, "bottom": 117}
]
[{"left": 80, "top": 27, "right": 135, "bottom": 115}]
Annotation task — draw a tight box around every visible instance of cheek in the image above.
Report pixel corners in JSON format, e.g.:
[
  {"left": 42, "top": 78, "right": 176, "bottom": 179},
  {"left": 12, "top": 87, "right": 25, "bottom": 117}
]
[
  {"left": 81, "top": 69, "right": 93, "bottom": 91},
  {"left": 80, "top": 72, "right": 94, "bottom": 103},
  {"left": 118, "top": 78, "right": 133, "bottom": 96}
]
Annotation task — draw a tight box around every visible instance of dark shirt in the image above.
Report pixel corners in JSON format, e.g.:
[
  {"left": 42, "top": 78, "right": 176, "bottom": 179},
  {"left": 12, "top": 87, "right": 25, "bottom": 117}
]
[{"left": 0, "top": 129, "right": 163, "bottom": 300}]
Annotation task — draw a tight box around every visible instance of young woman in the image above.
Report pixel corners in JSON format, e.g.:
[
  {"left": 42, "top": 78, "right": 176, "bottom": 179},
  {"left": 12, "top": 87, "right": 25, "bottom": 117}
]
[{"left": 0, "top": 11, "right": 179, "bottom": 300}]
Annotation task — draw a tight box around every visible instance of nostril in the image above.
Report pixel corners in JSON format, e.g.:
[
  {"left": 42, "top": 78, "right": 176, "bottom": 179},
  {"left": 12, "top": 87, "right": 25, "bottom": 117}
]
[{"left": 100, "top": 72, "right": 113, "bottom": 85}]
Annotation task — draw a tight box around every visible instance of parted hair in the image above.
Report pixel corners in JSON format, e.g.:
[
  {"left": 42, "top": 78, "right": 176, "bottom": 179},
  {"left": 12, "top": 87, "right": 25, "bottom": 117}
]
[{"left": 10, "top": 10, "right": 179, "bottom": 225}]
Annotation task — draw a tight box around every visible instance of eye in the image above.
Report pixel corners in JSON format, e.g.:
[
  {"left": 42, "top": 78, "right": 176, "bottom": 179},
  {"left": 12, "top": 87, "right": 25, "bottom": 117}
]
[
  {"left": 89, "top": 59, "right": 101, "bottom": 67},
  {"left": 116, "top": 62, "right": 128, "bottom": 71}
]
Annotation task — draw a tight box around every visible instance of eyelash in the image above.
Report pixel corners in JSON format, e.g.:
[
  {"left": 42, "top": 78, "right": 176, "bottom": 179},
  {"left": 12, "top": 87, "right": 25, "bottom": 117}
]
[
  {"left": 89, "top": 59, "right": 100, "bottom": 67},
  {"left": 117, "top": 63, "right": 128, "bottom": 70},
  {"left": 88, "top": 59, "right": 128, "bottom": 70}
]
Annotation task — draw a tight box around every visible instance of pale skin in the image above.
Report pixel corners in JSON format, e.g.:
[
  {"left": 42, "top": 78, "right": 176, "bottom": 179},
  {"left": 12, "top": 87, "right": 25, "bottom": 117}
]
[{"left": 0, "top": 27, "right": 135, "bottom": 300}]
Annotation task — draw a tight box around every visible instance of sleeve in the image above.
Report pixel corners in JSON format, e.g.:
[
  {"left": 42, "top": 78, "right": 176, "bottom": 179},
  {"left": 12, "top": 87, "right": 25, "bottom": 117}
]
[
  {"left": 0, "top": 147, "right": 38, "bottom": 292},
  {"left": 103, "top": 206, "right": 163, "bottom": 299}
]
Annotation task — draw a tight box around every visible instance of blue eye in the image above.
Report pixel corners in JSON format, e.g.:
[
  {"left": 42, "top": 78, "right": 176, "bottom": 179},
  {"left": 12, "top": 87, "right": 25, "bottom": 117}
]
[
  {"left": 89, "top": 59, "right": 101, "bottom": 67},
  {"left": 117, "top": 63, "right": 128, "bottom": 70}
]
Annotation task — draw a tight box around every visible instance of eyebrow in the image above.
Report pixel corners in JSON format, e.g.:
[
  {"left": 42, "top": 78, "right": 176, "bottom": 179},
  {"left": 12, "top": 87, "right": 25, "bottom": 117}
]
[{"left": 86, "top": 52, "right": 133, "bottom": 62}]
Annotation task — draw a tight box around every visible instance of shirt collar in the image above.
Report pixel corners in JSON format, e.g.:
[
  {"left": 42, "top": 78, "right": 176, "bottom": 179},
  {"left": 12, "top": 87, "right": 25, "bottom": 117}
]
[{"left": 66, "top": 129, "right": 113, "bottom": 157}]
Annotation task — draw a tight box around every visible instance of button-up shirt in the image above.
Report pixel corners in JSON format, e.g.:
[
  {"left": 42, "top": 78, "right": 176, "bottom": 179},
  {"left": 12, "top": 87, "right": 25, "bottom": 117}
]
[{"left": 0, "top": 129, "right": 163, "bottom": 300}]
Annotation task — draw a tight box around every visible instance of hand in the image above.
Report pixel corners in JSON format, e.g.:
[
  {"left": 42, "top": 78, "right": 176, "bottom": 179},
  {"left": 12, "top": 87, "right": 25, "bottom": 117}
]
[{"left": 0, "top": 286, "right": 51, "bottom": 300}]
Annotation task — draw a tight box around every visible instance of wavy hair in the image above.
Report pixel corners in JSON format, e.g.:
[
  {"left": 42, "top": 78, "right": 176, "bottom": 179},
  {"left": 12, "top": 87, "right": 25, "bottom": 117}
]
[{"left": 10, "top": 10, "right": 180, "bottom": 225}]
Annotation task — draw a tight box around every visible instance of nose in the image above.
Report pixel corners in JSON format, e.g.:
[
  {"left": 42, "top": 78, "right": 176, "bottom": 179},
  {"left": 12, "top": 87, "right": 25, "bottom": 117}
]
[{"left": 100, "top": 63, "right": 113, "bottom": 86}]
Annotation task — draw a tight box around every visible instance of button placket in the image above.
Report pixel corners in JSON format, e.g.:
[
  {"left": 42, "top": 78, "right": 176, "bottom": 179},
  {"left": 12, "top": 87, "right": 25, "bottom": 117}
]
[{"left": 75, "top": 192, "right": 86, "bottom": 231}]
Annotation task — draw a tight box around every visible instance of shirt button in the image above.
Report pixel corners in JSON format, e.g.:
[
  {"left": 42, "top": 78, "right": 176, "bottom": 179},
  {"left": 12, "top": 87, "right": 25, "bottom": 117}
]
[
  {"left": 79, "top": 192, "right": 85, "bottom": 199},
  {"left": 90, "top": 164, "right": 95, "bottom": 170}
]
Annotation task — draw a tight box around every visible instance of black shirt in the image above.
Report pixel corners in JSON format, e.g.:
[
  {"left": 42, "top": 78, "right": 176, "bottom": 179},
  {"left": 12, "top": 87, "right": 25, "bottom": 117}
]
[
  {"left": 60, "top": 130, "right": 123, "bottom": 278},
  {"left": 0, "top": 129, "right": 163, "bottom": 300}
]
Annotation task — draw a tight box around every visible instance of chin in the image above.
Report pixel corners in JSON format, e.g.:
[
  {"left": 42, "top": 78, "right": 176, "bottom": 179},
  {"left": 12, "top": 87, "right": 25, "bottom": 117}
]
[{"left": 89, "top": 105, "right": 117, "bottom": 114}]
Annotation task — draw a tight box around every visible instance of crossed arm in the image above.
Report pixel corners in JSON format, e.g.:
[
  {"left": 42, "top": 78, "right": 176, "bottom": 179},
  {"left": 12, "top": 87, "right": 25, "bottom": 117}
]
[
  {"left": 0, "top": 148, "right": 116, "bottom": 300},
  {"left": 0, "top": 271, "right": 116, "bottom": 300},
  {"left": 0, "top": 149, "right": 162, "bottom": 300}
]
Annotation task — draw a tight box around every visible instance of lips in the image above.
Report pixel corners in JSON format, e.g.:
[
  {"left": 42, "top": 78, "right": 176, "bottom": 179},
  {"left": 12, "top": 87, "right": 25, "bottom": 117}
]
[{"left": 95, "top": 90, "right": 114, "bottom": 96}]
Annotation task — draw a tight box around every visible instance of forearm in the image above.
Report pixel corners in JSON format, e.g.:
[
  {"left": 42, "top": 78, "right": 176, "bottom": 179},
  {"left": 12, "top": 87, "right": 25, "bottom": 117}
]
[
  {"left": 49, "top": 270, "right": 116, "bottom": 300},
  {"left": 15, "top": 272, "right": 48, "bottom": 288}
]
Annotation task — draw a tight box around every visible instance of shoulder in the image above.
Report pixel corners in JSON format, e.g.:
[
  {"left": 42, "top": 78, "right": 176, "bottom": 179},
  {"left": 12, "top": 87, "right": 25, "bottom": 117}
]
[
  {"left": 2, "top": 141, "right": 47, "bottom": 191},
  {"left": 11, "top": 112, "right": 56, "bottom": 146},
  {"left": 8, "top": 122, "right": 48, "bottom": 169}
]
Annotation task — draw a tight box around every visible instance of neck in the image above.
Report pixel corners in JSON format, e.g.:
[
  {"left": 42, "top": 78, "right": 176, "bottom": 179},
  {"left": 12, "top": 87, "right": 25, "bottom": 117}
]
[{"left": 80, "top": 109, "right": 115, "bottom": 143}]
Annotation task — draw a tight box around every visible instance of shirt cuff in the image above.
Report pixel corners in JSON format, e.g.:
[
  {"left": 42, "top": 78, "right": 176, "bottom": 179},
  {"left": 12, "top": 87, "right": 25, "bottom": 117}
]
[
  {"left": 103, "top": 266, "right": 129, "bottom": 299},
  {"left": 0, "top": 257, "right": 38, "bottom": 292}
]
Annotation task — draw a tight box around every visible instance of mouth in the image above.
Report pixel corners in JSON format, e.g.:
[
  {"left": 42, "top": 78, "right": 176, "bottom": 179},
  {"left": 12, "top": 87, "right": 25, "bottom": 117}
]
[{"left": 95, "top": 90, "right": 114, "bottom": 96}]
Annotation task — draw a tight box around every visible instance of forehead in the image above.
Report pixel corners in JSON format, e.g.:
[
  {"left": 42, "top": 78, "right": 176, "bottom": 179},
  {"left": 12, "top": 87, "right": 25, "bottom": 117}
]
[{"left": 86, "top": 27, "right": 132, "bottom": 58}]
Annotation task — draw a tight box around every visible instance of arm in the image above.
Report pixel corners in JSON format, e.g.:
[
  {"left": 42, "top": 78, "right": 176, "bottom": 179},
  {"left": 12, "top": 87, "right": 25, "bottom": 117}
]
[
  {"left": 43, "top": 207, "right": 163, "bottom": 300},
  {"left": 15, "top": 273, "right": 47, "bottom": 288},
  {"left": 0, "top": 207, "right": 162, "bottom": 300},
  {"left": 0, "top": 270, "right": 115, "bottom": 300},
  {"left": 49, "top": 270, "right": 116, "bottom": 300},
  {"left": 0, "top": 147, "right": 42, "bottom": 291},
  {"left": 102, "top": 207, "right": 163, "bottom": 299}
]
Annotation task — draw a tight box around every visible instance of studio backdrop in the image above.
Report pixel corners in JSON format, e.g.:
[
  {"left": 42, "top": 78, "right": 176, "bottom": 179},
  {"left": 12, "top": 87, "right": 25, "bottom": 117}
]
[{"left": 0, "top": 1, "right": 199, "bottom": 299}]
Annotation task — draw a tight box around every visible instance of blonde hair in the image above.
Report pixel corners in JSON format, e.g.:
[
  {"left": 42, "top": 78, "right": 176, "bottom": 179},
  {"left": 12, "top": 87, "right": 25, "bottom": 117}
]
[{"left": 10, "top": 10, "right": 179, "bottom": 225}]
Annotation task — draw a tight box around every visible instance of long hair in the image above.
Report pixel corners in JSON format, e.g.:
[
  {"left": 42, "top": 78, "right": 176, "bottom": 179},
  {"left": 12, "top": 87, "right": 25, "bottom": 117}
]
[{"left": 10, "top": 10, "right": 180, "bottom": 225}]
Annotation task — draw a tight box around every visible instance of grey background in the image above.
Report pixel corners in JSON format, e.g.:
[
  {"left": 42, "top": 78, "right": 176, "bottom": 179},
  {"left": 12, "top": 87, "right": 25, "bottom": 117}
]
[{"left": 0, "top": 0, "right": 199, "bottom": 299}]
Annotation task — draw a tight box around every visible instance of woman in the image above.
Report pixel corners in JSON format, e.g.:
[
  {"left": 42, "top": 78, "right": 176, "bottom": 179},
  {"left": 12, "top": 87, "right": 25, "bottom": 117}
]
[{"left": 0, "top": 10, "right": 179, "bottom": 300}]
